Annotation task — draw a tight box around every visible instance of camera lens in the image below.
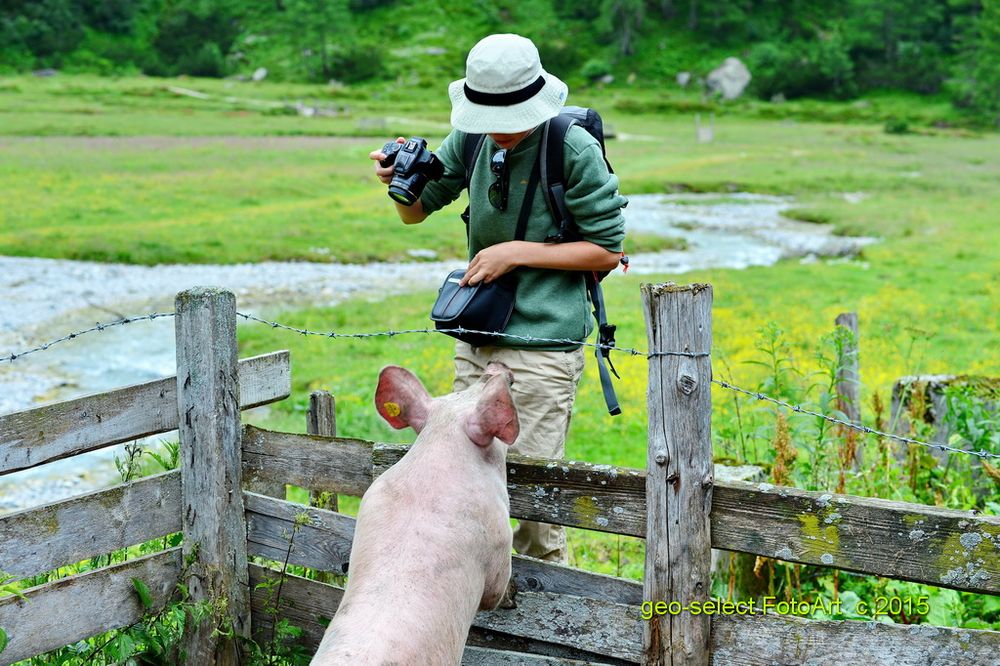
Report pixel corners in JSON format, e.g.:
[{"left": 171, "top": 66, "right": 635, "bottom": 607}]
[{"left": 388, "top": 185, "right": 417, "bottom": 206}]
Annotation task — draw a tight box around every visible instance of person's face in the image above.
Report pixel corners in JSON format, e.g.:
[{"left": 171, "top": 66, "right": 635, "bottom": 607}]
[{"left": 488, "top": 129, "right": 533, "bottom": 150}]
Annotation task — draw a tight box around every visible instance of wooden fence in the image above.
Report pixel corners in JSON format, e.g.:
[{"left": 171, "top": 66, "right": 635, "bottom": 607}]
[{"left": 0, "top": 284, "right": 998, "bottom": 665}]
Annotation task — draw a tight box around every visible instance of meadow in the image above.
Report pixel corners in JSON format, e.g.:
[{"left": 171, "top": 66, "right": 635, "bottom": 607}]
[{"left": 1, "top": 73, "right": 998, "bottom": 657}]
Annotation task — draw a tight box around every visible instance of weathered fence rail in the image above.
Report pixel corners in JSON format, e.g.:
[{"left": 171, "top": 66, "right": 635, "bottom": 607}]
[
  {"left": 243, "top": 426, "right": 1000, "bottom": 596},
  {"left": 0, "top": 470, "right": 181, "bottom": 581},
  {"left": 0, "top": 350, "right": 289, "bottom": 475},
  {"left": 1, "top": 284, "right": 998, "bottom": 665},
  {"left": 0, "top": 548, "right": 183, "bottom": 665},
  {"left": 242, "top": 488, "right": 1000, "bottom": 665}
]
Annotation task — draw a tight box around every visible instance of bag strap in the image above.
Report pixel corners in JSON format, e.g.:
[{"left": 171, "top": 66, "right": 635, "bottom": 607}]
[
  {"left": 515, "top": 153, "right": 541, "bottom": 242},
  {"left": 462, "top": 132, "right": 487, "bottom": 190},
  {"left": 462, "top": 131, "right": 538, "bottom": 243},
  {"left": 464, "top": 128, "right": 620, "bottom": 415},
  {"left": 460, "top": 132, "right": 487, "bottom": 238},
  {"left": 586, "top": 272, "right": 621, "bottom": 416}
]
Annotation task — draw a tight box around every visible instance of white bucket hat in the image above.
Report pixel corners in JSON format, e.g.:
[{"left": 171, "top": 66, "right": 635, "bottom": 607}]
[{"left": 448, "top": 34, "right": 569, "bottom": 134}]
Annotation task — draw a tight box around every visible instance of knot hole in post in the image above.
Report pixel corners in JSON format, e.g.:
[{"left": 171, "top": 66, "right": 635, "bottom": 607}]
[{"left": 678, "top": 373, "right": 697, "bottom": 395}]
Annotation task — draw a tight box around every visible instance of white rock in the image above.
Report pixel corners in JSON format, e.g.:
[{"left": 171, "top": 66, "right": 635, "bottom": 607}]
[{"left": 706, "top": 57, "right": 752, "bottom": 100}]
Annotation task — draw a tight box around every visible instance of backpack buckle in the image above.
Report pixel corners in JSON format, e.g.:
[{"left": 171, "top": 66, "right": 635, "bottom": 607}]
[{"left": 598, "top": 323, "right": 620, "bottom": 379}]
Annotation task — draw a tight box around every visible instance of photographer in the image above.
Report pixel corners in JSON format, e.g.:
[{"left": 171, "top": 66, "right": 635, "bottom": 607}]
[{"left": 369, "top": 33, "right": 626, "bottom": 563}]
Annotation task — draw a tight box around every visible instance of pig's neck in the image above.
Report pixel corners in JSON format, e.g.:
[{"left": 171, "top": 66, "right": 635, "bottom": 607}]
[{"left": 411, "top": 414, "right": 508, "bottom": 470}]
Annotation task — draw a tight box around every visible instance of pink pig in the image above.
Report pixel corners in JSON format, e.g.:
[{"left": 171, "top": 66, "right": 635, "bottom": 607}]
[{"left": 311, "top": 363, "right": 519, "bottom": 665}]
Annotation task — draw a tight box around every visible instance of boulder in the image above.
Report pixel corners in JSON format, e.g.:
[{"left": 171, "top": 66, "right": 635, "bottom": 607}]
[
  {"left": 706, "top": 57, "right": 751, "bottom": 100},
  {"left": 252, "top": 67, "right": 268, "bottom": 82},
  {"left": 676, "top": 71, "right": 691, "bottom": 87}
]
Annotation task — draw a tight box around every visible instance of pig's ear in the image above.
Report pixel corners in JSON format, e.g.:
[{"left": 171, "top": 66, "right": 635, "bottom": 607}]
[
  {"left": 375, "top": 366, "right": 431, "bottom": 433},
  {"left": 465, "top": 374, "right": 519, "bottom": 447}
]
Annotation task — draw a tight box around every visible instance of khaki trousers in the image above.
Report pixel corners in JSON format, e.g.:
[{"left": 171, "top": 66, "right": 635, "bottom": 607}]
[{"left": 454, "top": 341, "right": 585, "bottom": 563}]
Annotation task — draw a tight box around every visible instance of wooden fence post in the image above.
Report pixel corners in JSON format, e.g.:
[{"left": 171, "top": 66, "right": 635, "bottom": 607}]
[
  {"left": 834, "top": 312, "right": 862, "bottom": 468},
  {"left": 307, "top": 390, "right": 339, "bottom": 512},
  {"left": 641, "top": 283, "right": 713, "bottom": 666},
  {"left": 175, "top": 287, "right": 250, "bottom": 664}
]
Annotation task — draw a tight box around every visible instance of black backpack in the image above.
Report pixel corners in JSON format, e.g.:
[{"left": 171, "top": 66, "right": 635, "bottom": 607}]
[{"left": 460, "top": 106, "right": 626, "bottom": 416}]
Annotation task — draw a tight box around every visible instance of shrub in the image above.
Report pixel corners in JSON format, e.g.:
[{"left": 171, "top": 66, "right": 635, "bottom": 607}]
[
  {"left": 581, "top": 57, "right": 613, "bottom": 81},
  {"left": 150, "top": 1, "right": 240, "bottom": 78},
  {"left": 884, "top": 117, "right": 911, "bottom": 134},
  {"left": 856, "top": 42, "right": 948, "bottom": 95},
  {"left": 328, "top": 43, "right": 385, "bottom": 84},
  {"left": 749, "top": 36, "right": 856, "bottom": 100},
  {"left": 536, "top": 38, "right": 585, "bottom": 79},
  {"left": 178, "top": 42, "right": 226, "bottom": 78}
]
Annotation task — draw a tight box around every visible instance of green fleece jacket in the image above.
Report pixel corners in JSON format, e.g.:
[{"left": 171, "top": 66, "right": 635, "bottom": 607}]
[{"left": 420, "top": 124, "right": 627, "bottom": 350}]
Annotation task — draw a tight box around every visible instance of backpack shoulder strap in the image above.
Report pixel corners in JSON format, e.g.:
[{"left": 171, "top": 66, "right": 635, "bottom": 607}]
[
  {"left": 541, "top": 116, "right": 623, "bottom": 416},
  {"left": 540, "top": 115, "right": 577, "bottom": 241}
]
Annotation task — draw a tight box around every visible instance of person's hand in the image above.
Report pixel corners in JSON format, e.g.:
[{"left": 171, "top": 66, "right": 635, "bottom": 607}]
[
  {"left": 461, "top": 242, "right": 523, "bottom": 286},
  {"left": 369, "top": 136, "right": 405, "bottom": 185}
]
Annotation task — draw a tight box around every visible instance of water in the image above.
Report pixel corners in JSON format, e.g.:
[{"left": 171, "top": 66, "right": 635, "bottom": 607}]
[
  {"left": 0, "top": 193, "right": 875, "bottom": 512},
  {"left": 620, "top": 193, "right": 873, "bottom": 274}
]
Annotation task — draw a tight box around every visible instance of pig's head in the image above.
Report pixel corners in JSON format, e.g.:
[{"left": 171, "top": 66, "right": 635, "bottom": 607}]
[{"left": 374, "top": 363, "right": 519, "bottom": 448}]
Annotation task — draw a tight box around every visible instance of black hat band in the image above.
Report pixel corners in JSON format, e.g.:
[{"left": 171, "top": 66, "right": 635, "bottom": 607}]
[{"left": 464, "top": 75, "right": 546, "bottom": 106}]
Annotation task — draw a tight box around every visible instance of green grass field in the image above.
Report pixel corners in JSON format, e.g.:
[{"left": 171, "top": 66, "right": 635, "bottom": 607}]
[{"left": 2, "top": 74, "right": 998, "bottom": 629}]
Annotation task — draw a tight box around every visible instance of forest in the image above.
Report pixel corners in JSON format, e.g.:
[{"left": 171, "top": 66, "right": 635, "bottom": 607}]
[{"left": 2, "top": 0, "right": 1000, "bottom": 124}]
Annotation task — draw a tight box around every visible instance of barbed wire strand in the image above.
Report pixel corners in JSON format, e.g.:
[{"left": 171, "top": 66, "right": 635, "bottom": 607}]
[
  {"left": 711, "top": 380, "right": 998, "bottom": 460},
  {"left": 0, "top": 313, "right": 175, "bottom": 364},
  {"left": 2, "top": 310, "right": 997, "bottom": 461},
  {"left": 233, "top": 312, "right": 709, "bottom": 359}
]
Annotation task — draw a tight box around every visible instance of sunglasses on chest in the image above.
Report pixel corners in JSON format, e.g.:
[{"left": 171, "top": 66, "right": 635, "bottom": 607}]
[{"left": 488, "top": 148, "right": 508, "bottom": 211}]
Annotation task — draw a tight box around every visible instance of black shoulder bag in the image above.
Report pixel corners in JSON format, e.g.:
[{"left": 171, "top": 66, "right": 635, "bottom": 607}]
[{"left": 430, "top": 154, "right": 541, "bottom": 347}]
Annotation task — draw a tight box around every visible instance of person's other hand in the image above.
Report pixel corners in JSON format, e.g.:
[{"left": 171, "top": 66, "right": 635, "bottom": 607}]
[
  {"left": 369, "top": 136, "right": 405, "bottom": 185},
  {"left": 461, "top": 242, "right": 523, "bottom": 286}
]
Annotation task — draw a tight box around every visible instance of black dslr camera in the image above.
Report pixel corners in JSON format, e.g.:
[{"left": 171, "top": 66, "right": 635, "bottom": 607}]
[{"left": 379, "top": 137, "right": 444, "bottom": 206}]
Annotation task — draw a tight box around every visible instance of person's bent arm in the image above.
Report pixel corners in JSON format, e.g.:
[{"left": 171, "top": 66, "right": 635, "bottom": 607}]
[
  {"left": 395, "top": 198, "right": 428, "bottom": 225},
  {"left": 460, "top": 240, "right": 620, "bottom": 286}
]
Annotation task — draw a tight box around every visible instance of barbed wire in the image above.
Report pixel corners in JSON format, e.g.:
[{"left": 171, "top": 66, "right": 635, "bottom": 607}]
[
  {"left": 233, "top": 312, "right": 710, "bottom": 359},
  {"left": 0, "top": 313, "right": 175, "bottom": 363},
  {"left": 2, "top": 310, "right": 997, "bottom": 461},
  {"left": 711, "top": 380, "right": 1000, "bottom": 460}
]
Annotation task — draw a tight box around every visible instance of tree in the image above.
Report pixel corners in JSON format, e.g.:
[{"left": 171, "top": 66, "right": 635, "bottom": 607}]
[
  {"left": 973, "top": 0, "right": 1000, "bottom": 121},
  {"left": 0, "top": 0, "right": 84, "bottom": 63},
  {"left": 82, "top": 0, "right": 145, "bottom": 34},
  {"left": 150, "top": 0, "right": 241, "bottom": 77},
  {"left": 274, "top": 0, "right": 351, "bottom": 81},
  {"left": 600, "top": 0, "right": 644, "bottom": 56},
  {"left": 844, "top": 0, "right": 950, "bottom": 92},
  {"left": 694, "top": 0, "right": 750, "bottom": 42}
]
